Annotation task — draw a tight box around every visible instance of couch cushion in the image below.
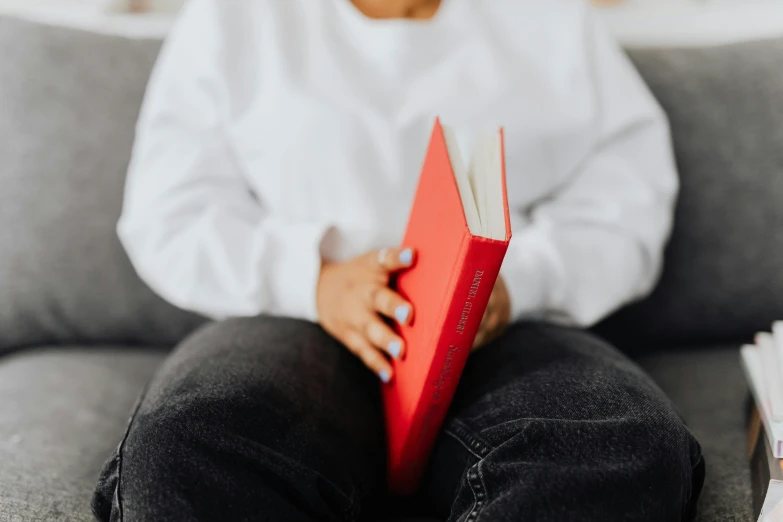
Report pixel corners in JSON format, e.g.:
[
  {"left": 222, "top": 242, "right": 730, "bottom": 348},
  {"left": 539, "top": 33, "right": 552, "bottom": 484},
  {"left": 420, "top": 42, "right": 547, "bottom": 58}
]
[
  {"left": 0, "top": 16, "right": 204, "bottom": 353},
  {"left": 597, "top": 38, "right": 783, "bottom": 349},
  {"left": 638, "top": 346, "right": 751, "bottom": 522},
  {"left": 0, "top": 347, "right": 166, "bottom": 522}
]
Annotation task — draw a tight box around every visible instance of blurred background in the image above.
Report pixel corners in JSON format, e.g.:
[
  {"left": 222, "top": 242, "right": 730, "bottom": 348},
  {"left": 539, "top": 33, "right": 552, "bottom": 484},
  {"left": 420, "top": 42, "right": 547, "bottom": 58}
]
[{"left": 0, "top": 0, "right": 782, "bottom": 45}]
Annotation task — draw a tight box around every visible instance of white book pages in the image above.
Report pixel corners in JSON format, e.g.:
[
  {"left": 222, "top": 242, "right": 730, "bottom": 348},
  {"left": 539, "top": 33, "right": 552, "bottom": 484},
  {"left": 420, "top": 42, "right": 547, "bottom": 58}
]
[
  {"left": 441, "top": 126, "right": 481, "bottom": 234},
  {"left": 758, "top": 332, "right": 783, "bottom": 421},
  {"left": 760, "top": 480, "right": 783, "bottom": 521},
  {"left": 468, "top": 137, "right": 488, "bottom": 237},
  {"left": 441, "top": 123, "right": 506, "bottom": 240},
  {"left": 474, "top": 133, "right": 505, "bottom": 241},
  {"left": 741, "top": 345, "right": 783, "bottom": 458},
  {"left": 771, "top": 322, "right": 783, "bottom": 405}
]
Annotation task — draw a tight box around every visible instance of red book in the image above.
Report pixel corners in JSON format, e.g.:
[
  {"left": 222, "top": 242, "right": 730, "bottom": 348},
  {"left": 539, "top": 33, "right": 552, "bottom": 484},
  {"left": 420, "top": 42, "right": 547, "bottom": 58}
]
[{"left": 383, "top": 118, "right": 511, "bottom": 494}]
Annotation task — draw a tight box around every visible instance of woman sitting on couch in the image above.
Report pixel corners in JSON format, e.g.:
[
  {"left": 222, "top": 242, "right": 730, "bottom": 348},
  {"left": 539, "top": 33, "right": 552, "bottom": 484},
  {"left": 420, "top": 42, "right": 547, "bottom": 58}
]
[{"left": 93, "top": 0, "right": 704, "bottom": 520}]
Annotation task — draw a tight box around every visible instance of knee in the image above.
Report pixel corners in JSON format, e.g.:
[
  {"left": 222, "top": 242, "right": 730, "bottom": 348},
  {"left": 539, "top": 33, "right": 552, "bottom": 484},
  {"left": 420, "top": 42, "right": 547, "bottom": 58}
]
[
  {"left": 91, "top": 397, "right": 209, "bottom": 521},
  {"left": 474, "top": 407, "right": 702, "bottom": 520},
  {"left": 119, "top": 396, "right": 214, "bottom": 492},
  {"left": 114, "top": 318, "right": 341, "bottom": 485},
  {"left": 184, "top": 315, "right": 327, "bottom": 360},
  {"left": 95, "top": 392, "right": 279, "bottom": 521},
  {"left": 580, "top": 405, "right": 701, "bottom": 518},
  {"left": 622, "top": 409, "right": 703, "bottom": 511}
]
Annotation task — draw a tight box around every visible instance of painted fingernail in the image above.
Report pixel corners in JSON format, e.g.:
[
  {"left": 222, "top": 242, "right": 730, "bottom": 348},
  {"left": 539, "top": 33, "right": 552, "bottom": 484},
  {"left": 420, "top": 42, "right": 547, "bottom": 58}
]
[
  {"left": 388, "top": 341, "right": 402, "bottom": 359},
  {"left": 379, "top": 370, "right": 391, "bottom": 383},
  {"left": 394, "top": 305, "right": 410, "bottom": 324},
  {"left": 399, "top": 248, "right": 413, "bottom": 265}
]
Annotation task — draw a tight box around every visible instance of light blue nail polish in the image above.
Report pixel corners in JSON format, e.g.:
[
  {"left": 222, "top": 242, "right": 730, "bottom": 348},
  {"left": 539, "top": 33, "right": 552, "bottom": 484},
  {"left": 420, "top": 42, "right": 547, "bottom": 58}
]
[
  {"left": 399, "top": 248, "right": 413, "bottom": 265},
  {"left": 394, "top": 305, "right": 410, "bottom": 324},
  {"left": 379, "top": 370, "right": 391, "bottom": 383},
  {"left": 388, "top": 341, "right": 402, "bottom": 359}
]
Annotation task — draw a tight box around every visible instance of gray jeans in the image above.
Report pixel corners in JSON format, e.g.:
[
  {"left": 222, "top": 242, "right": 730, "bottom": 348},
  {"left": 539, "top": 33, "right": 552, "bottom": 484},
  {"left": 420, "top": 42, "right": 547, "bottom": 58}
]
[{"left": 92, "top": 317, "right": 704, "bottom": 521}]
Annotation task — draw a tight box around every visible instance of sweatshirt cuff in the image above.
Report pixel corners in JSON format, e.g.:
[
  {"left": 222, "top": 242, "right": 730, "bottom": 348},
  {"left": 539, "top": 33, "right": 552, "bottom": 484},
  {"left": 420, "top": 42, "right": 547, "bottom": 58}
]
[
  {"left": 263, "top": 219, "right": 333, "bottom": 323},
  {"left": 500, "top": 222, "right": 565, "bottom": 321}
]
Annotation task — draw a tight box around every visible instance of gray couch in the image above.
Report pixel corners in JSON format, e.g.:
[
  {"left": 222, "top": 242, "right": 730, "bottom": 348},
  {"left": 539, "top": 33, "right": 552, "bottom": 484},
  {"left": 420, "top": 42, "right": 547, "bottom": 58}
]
[{"left": 1, "top": 14, "right": 781, "bottom": 522}]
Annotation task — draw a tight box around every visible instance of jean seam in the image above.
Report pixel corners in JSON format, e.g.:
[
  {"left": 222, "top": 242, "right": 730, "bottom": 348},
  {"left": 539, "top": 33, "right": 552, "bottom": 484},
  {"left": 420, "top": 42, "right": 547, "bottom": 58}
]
[
  {"left": 444, "top": 428, "right": 484, "bottom": 460},
  {"left": 461, "top": 461, "right": 486, "bottom": 522},
  {"left": 115, "top": 383, "right": 151, "bottom": 522},
  {"left": 444, "top": 419, "right": 494, "bottom": 522},
  {"left": 475, "top": 458, "right": 491, "bottom": 522},
  {"left": 445, "top": 419, "right": 492, "bottom": 458}
]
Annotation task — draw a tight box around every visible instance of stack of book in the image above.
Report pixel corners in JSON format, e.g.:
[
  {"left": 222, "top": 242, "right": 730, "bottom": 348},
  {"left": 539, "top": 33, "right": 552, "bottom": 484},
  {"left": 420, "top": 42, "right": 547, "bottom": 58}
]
[{"left": 741, "top": 323, "right": 783, "bottom": 521}]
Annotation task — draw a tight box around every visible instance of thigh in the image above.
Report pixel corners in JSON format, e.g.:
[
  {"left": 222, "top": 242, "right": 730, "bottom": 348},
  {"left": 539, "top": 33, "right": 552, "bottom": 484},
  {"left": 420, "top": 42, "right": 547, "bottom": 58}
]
[
  {"left": 421, "top": 322, "right": 703, "bottom": 522},
  {"left": 94, "top": 316, "right": 385, "bottom": 522}
]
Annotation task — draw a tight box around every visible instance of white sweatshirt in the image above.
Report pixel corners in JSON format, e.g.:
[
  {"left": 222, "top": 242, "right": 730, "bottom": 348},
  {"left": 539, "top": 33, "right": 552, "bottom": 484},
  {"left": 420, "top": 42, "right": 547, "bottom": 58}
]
[{"left": 118, "top": 0, "right": 678, "bottom": 326}]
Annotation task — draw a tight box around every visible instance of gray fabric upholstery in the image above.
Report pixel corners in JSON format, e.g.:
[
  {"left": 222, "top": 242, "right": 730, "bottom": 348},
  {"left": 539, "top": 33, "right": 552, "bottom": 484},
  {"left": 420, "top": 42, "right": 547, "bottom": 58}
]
[
  {"left": 598, "top": 39, "right": 783, "bottom": 348},
  {"left": 0, "top": 347, "right": 166, "bottom": 522},
  {"left": 638, "top": 346, "right": 751, "bottom": 522},
  {"left": 0, "top": 16, "right": 204, "bottom": 352}
]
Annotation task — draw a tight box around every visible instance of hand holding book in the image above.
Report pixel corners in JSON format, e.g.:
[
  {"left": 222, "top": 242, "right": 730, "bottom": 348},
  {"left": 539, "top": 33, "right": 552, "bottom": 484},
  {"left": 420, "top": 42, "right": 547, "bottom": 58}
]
[
  {"left": 318, "top": 119, "right": 510, "bottom": 494},
  {"left": 316, "top": 247, "right": 417, "bottom": 383}
]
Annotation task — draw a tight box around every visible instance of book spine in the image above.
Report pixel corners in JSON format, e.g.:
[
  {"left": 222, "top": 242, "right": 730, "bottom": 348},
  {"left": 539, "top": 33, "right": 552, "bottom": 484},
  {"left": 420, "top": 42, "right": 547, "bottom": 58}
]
[{"left": 391, "top": 234, "right": 508, "bottom": 493}]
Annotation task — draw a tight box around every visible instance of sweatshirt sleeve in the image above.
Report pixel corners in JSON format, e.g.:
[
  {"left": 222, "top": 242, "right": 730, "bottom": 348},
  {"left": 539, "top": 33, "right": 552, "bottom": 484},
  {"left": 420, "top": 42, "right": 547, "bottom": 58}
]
[
  {"left": 117, "top": 0, "right": 331, "bottom": 322},
  {"left": 500, "top": 7, "right": 679, "bottom": 327}
]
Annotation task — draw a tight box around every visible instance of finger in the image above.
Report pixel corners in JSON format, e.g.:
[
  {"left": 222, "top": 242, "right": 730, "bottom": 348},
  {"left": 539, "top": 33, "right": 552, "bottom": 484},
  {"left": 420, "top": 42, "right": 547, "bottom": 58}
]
[
  {"left": 481, "top": 311, "right": 507, "bottom": 346},
  {"left": 482, "top": 320, "right": 503, "bottom": 346},
  {"left": 364, "top": 315, "right": 405, "bottom": 360},
  {"left": 488, "top": 277, "right": 506, "bottom": 306},
  {"left": 370, "top": 285, "right": 413, "bottom": 326},
  {"left": 483, "top": 309, "right": 500, "bottom": 333},
  {"left": 487, "top": 286, "right": 503, "bottom": 309},
  {"left": 483, "top": 299, "right": 496, "bottom": 320},
  {"left": 487, "top": 290, "right": 498, "bottom": 308},
  {"left": 373, "top": 247, "right": 416, "bottom": 273},
  {"left": 344, "top": 330, "right": 394, "bottom": 383},
  {"left": 473, "top": 329, "right": 486, "bottom": 349},
  {"left": 472, "top": 317, "right": 488, "bottom": 348}
]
